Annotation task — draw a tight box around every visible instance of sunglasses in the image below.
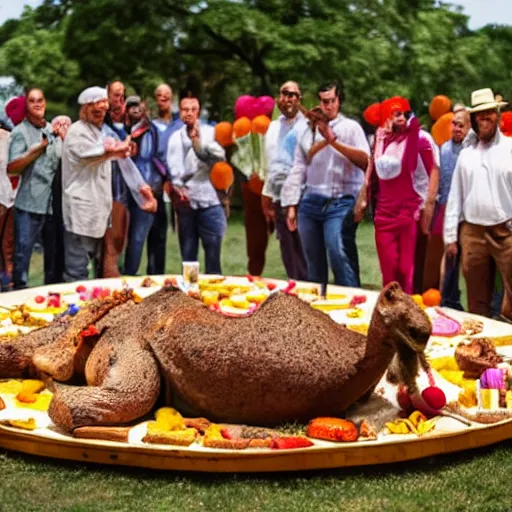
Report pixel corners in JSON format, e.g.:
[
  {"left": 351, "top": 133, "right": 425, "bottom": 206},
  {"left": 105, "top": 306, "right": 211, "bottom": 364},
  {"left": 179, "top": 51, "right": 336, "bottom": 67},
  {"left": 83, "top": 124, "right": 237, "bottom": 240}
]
[{"left": 280, "top": 90, "right": 300, "bottom": 99}]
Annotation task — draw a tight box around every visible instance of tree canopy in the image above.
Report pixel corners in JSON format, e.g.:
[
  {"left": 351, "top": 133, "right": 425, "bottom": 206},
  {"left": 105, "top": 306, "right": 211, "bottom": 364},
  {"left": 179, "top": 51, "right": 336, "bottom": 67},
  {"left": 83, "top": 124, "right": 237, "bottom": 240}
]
[{"left": 1, "top": 0, "right": 512, "bottom": 122}]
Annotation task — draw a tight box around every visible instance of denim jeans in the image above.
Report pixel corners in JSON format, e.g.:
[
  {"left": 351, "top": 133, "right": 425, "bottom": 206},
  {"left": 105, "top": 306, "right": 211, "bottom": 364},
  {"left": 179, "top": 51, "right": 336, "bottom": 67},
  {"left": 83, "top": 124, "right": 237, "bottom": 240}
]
[
  {"left": 13, "top": 207, "right": 58, "bottom": 289},
  {"left": 441, "top": 247, "right": 463, "bottom": 310},
  {"left": 298, "top": 194, "right": 360, "bottom": 292},
  {"left": 146, "top": 194, "right": 168, "bottom": 275},
  {"left": 177, "top": 204, "right": 227, "bottom": 274},
  {"left": 123, "top": 192, "right": 161, "bottom": 276}
]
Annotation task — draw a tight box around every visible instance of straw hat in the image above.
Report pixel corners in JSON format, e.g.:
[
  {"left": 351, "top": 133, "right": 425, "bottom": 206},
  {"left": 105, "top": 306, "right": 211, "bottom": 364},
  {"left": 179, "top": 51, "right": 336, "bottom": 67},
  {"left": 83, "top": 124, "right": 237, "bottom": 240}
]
[{"left": 468, "top": 88, "right": 507, "bottom": 113}]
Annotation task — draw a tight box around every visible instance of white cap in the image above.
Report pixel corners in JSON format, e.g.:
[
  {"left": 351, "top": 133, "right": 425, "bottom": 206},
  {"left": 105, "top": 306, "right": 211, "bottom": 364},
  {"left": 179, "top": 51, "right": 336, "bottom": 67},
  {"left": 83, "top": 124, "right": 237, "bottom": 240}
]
[{"left": 78, "top": 86, "right": 108, "bottom": 105}]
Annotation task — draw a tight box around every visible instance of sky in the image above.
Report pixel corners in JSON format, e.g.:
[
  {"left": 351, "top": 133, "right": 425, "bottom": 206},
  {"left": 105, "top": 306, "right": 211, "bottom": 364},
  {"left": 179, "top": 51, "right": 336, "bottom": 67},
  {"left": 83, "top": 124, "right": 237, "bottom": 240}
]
[{"left": 0, "top": 0, "right": 512, "bottom": 29}]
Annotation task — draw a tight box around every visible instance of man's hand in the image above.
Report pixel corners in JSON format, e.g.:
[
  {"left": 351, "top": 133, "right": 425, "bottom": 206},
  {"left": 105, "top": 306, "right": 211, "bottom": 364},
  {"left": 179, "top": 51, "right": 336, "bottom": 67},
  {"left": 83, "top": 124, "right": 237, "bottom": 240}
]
[
  {"left": 139, "top": 184, "right": 157, "bottom": 213},
  {"left": 317, "top": 122, "right": 336, "bottom": 144},
  {"left": 420, "top": 200, "right": 435, "bottom": 235},
  {"left": 445, "top": 243, "right": 458, "bottom": 259},
  {"left": 169, "top": 185, "right": 190, "bottom": 208},
  {"left": 307, "top": 141, "right": 329, "bottom": 163},
  {"left": 187, "top": 122, "right": 200, "bottom": 142},
  {"left": 353, "top": 184, "right": 368, "bottom": 223},
  {"left": 286, "top": 206, "right": 297, "bottom": 232},
  {"left": 261, "top": 195, "right": 275, "bottom": 224}
]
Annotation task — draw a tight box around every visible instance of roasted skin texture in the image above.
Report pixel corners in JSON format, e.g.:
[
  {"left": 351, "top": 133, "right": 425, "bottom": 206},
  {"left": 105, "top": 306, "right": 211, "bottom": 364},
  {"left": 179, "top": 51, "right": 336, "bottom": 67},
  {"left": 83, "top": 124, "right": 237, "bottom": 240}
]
[
  {"left": 147, "top": 281, "right": 431, "bottom": 425},
  {"left": 455, "top": 338, "right": 502, "bottom": 379},
  {"left": 2, "top": 282, "right": 432, "bottom": 431},
  {"left": 32, "top": 290, "right": 133, "bottom": 382},
  {"left": 48, "top": 301, "right": 160, "bottom": 432}
]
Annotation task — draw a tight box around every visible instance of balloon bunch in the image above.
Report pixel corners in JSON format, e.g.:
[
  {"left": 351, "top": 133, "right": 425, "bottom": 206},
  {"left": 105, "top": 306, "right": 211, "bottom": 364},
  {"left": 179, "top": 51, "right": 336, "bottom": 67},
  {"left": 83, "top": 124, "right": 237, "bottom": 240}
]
[
  {"left": 429, "top": 95, "right": 453, "bottom": 146},
  {"left": 212, "top": 95, "right": 275, "bottom": 193},
  {"left": 230, "top": 95, "right": 275, "bottom": 194}
]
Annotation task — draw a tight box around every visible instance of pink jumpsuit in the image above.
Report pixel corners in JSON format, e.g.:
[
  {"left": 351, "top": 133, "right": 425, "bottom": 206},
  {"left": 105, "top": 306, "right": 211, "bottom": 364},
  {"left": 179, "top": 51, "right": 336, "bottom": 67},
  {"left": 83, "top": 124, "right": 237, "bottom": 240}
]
[{"left": 373, "top": 118, "right": 434, "bottom": 294}]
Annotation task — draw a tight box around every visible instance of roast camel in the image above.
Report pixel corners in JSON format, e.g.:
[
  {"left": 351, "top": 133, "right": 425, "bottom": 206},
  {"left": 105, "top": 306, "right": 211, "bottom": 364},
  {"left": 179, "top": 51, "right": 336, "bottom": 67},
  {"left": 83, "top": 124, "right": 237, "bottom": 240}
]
[{"left": 0, "top": 282, "right": 432, "bottom": 431}]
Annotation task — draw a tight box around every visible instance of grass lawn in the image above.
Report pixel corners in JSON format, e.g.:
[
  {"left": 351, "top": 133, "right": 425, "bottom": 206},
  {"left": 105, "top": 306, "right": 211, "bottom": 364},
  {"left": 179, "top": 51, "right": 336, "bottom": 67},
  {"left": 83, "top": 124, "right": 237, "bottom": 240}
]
[{"left": 3, "top": 212, "right": 508, "bottom": 512}]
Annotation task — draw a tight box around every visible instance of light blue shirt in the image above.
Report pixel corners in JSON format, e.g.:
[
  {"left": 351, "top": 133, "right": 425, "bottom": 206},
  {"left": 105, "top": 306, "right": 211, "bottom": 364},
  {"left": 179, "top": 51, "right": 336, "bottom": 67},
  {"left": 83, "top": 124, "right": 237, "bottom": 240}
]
[{"left": 9, "top": 120, "right": 61, "bottom": 215}]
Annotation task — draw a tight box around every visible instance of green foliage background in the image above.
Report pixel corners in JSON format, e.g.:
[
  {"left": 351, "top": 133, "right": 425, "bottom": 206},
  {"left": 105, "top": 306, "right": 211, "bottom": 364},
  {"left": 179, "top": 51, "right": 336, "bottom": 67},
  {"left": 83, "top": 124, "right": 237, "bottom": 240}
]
[{"left": 1, "top": 0, "right": 512, "bottom": 122}]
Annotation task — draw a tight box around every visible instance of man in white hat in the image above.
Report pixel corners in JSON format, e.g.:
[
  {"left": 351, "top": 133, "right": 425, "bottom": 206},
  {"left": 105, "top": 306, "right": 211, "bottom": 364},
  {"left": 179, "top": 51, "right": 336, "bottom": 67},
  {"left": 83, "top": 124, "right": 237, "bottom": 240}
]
[
  {"left": 444, "top": 88, "right": 512, "bottom": 319},
  {"left": 61, "top": 86, "right": 155, "bottom": 282}
]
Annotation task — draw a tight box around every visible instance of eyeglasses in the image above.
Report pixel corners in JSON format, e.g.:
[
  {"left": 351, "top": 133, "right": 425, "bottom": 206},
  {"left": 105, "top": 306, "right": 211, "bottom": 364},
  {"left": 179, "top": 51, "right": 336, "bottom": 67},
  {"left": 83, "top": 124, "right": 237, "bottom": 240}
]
[{"left": 280, "top": 90, "right": 300, "bottom": 99}]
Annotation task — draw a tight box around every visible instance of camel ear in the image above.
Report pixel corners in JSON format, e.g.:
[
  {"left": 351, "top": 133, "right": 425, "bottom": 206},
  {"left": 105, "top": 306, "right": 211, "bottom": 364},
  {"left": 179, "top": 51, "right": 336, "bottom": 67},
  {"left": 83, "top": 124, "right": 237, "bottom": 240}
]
[{"left": 383, "top": 282, "right": 402, "bottom": 304}]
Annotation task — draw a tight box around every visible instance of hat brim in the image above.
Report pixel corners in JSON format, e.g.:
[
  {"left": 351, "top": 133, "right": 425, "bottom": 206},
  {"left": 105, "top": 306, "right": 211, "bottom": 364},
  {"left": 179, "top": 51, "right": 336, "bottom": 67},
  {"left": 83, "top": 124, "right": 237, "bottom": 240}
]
[{"left": 468, "top": 101, "right": 508, "bottom": 113}]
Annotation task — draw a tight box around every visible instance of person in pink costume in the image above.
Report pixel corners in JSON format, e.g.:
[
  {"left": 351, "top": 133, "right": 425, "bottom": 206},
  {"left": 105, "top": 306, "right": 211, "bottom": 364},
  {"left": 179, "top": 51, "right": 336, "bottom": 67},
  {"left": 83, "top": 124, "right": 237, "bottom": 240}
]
[{"left": 355, "top": 97, "right": 436, "bottom": 293}]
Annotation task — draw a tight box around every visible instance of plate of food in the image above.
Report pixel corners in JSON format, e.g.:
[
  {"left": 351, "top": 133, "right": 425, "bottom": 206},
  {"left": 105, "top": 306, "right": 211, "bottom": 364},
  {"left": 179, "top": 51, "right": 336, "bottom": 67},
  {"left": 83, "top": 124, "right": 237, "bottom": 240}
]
[{"left": 1, "top": 277, "right": 512, "bottom": 472}]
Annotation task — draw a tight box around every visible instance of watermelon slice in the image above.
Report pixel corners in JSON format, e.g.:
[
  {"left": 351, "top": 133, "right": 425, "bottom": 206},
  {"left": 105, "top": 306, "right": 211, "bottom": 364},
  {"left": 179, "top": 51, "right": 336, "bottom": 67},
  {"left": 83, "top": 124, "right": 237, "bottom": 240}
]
[{"left": 429, "top": 308, "right": 461, "bottom": 337}]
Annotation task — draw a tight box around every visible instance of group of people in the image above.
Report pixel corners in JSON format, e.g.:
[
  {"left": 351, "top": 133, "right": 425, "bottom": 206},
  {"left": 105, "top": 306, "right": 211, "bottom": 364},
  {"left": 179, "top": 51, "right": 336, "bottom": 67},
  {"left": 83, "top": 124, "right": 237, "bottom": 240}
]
[{"left": 0, "top": 77, "right": 510, "bottom": 323}]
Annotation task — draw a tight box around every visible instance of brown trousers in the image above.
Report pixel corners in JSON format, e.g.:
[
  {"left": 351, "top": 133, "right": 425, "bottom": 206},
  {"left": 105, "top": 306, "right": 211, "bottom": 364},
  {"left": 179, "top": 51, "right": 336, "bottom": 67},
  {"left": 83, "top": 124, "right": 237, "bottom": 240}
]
[
  {"left": 423, "top": 232, "right": 444, "bottom": 291},
  {"left": 0, "top": 207, "right": 14, "bottom": 289},
  {"left": 102, "top": 201, "right": 130, "bottom": 278},
  {"left": 241, "top": 182, "right": 270, "bottom": 276},
  {"left": 460, "top": 221, "right": 512, "bottom": 319}
]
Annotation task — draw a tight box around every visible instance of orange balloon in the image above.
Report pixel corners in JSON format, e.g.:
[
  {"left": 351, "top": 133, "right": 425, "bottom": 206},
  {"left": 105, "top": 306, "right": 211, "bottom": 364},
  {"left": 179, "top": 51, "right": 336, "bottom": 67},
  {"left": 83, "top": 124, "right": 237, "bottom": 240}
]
[
  {"left": 251, "top": 115, "right": 271, "bottom": 135},
  {"left": 431, "top": 112, "right": 453, "bottom": 146},
  {"left": 233, "top": 117, "right": 252, "bottom": 138},
  {"left": 215, "top": 122, "right": 233, "bottom": 147},
  {"left": 429, "top": 95, "right": 452, "bottom": 121},
  {"left": 210, "top": 162, "right": 234, "bottom": 191},
  {"left": 247, "top": 174, "right": 264, "bottom": 195}
]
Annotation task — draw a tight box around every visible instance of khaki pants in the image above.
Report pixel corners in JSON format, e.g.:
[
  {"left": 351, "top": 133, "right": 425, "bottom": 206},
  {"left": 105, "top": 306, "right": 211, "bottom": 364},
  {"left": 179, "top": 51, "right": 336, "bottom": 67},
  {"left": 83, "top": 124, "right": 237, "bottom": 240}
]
[{"left": 460, "top": 221, "right": 512, "bottom": 319}]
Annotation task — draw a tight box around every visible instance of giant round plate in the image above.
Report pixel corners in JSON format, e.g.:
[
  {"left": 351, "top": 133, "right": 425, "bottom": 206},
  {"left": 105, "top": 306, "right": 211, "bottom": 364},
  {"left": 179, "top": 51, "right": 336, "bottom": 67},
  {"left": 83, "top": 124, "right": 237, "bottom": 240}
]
[{"left": 1, "top": 277, "right": 512, "bottom": 473}]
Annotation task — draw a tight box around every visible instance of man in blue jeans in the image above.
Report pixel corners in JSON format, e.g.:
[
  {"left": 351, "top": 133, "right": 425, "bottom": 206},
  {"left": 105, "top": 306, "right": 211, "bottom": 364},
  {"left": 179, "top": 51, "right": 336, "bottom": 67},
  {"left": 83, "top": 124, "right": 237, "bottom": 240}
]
[
  {"left": 7, "top": 88, "right": 63, "bottom": 289},
  {"left": 167, "top": 95, "right": 226, "bottom": 274},
  {"left": 281, "top": 81, "right": 370, "bottom": 293}
]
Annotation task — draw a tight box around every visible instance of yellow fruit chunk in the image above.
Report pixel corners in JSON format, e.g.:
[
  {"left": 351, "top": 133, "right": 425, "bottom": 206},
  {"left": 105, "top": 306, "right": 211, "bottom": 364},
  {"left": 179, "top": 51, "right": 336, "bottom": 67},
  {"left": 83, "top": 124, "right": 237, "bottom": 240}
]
[
  {"left": 201, "top": 290, "right": 220, "bottom": 306},
  {"left": 16, "top": 380, "right": 45, "bottom": 403},
  {"left": 411, "top": 294, "right": 425, "bottom": 309},
  {"left": 0, "top": 380, "right": 24, "bottom": 395},
  {"left": 151, "top": 407, "right": 186, "bottom": 431},
  {"left": 7, "top": 419, "right": 37, "bottom": 430},
  {"left": 245, "top": 290, "right": 269, "bottom": 303},
  {"left": 430, "top": 356, "right": 460, "bottom": 372},
  {"left": 204, "top": 424, "right": 224, "bottom": 441},
  {"left": 229, "top": 294, "right": 251, "bottom": 309}
]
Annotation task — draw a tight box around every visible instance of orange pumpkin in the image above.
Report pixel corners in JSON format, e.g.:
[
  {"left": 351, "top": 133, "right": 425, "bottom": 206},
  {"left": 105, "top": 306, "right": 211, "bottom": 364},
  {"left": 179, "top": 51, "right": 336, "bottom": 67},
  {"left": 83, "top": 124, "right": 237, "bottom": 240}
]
[
  {"left": 251, "top": 115, "right": 271, "bottom": 135},
  {"left": 431, "top": 112, "right": 453, "bottom": 146},
  {"left": 429, "top": 95, "right": 452, "bottom": 122},
  {"left": 233, "top": 117, "right": 252, "bottom": 138},
  {"left": 215, "top": 122, "right": 233, "bottom": 147},
  {"left": 210, "top": 162, "right": 234, "bottom": 191},
  {"left": 422, "top": 288, "right": 442, "bottom": 307},
  {"left": 247, "top": 174, "right": 264, "bottom": 195}
]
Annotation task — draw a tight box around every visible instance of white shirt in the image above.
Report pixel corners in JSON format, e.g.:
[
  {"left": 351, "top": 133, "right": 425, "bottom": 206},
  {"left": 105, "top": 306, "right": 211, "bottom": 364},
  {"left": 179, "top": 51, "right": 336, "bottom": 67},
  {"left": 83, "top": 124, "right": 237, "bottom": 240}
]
[
  {"left": 167, "top": 124, "right": 225, "bottom": 210},
  {"left": 262, "top": 113, "right": 307, "bottom": 201},
  {"left": 61, "top": 121, "right": 112, "bottom": 239},
  {"left": 281, "top": 114, "right": 370, "bottom": 207},
  {"left": 444, "top": 130, "right": 512, "bottom": 245}
]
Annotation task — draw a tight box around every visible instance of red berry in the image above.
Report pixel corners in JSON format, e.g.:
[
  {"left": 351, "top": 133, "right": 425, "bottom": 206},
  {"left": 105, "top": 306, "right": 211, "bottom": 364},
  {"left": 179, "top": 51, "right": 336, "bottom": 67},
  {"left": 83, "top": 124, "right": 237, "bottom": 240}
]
[
  {"left": 422, "top": 386, "right": 446, "bottom": 411},
  {"left": 48, "top": 297, "right": 61, "bottom": 308},
  {"left": 34, "top": 295, "right": 45, "bottom": 304},
  {"left": 397, "top": 386, "right": 413, "bottom": 411},
  {"left": 100, "top": 288, "right": 110, "bottom": 298},
  {"left": 76, "top": 285, "right": 86, "bottom": 293}
]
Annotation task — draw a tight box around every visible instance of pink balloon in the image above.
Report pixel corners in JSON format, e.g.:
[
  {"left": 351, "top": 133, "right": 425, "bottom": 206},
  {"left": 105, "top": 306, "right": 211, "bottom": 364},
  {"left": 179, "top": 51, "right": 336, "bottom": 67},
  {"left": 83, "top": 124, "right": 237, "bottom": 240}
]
[{"left": 234, "top": 95, "right": 276, "bottom": 120}]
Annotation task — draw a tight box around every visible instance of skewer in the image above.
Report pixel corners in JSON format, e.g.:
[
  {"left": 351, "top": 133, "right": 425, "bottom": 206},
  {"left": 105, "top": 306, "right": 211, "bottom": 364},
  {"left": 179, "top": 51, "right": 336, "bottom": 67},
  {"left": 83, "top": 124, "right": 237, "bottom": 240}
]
[{"left": 439, "top": 409, "right": 474, "bottom": 427}]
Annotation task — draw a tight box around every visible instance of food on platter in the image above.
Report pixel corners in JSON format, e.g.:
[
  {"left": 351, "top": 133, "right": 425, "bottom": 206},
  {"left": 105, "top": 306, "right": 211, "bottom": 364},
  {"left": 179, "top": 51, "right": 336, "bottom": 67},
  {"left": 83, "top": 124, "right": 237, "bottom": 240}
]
[
  {"left": 306, "top": 417, "right": 358, "bottom": 442},
  {"left": 0, "top": 396, "right": 4, "bottom": 411},
  {"left": 455, "top": 338, "right": 502, "bottom": 378},
  {"left": 73, "top": 426, "right": 131, "bottom": 443},
  {"left": 311, "top": 297, "right": 352, "bottom": 311},
  {"left": 0, "top": 281, "right": 434, "bottom": 435},
  {"left": 427, "top": 308, "right": 462, "bottom": 337},
  {"left": 385, "top": 410, "right": 438, "bottom": 436},
  {"left": 3, "top": 277, "right": 512, "bottom": 469},
  {"left": 460, "top": 318, "right": 484, "bottom": 336}
]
